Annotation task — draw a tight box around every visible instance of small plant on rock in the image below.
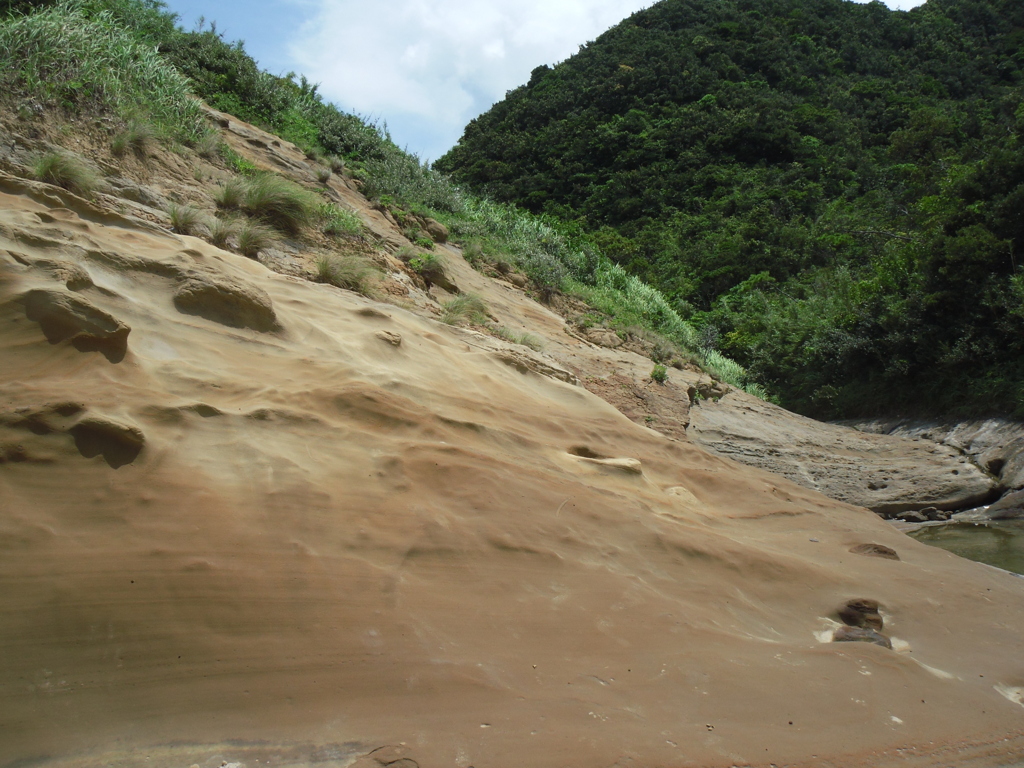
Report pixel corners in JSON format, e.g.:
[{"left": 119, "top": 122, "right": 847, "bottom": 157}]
[
  {"left": 206, "top": 216, "right": 239, "bottom": 249},
  {"left": 240, "top": 174, "right": 318, "bottom": 234},
  {"left": 31, "top": 150, "right": 101, "bottom": 197},
  {"left": 166, "top": 203, "right": 207, "bottom": 236},
  {"left": 491, "top": 325, "right": 544, "bottom": 351},
  {"left": 440, "top": 293, "right": 488, "bottom": 326},
  {"left": 409, "top": 252, "right": 446, "bottom": 282},
  {"left": 220, "top": 145, "right": 259, "bottom": 175},
  {"left": 651, "top": 364, "right": 668, "bottom": 384},
  {"left": 111, "top": 120, "right": 157, "bottom": 157},
  {"left": 318, "top": 203, "right": 363, "bottom": 237},
  {"left": 195, "top": 131, "right": 221, "bottom": 159},
  {"left": 328, "top": 155, "right": 346, "bottom": 173},
  {"left": 314, "top": 254, "right": 379, "bottom": 297},
  {"left": 235, "top": 219, "right": 276, "bottom": 258},
  {"left": 316, "top": 166, "right": 332, "bottom": 184}
]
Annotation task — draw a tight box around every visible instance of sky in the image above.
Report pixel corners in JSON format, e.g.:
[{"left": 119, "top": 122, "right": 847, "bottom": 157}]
[{"left": 161, "top": 0, "right": 928, "bottom": 163}]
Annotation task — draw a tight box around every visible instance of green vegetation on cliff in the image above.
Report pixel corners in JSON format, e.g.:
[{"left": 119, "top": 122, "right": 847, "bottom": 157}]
[
  {"left": 437, "top": 0, "right": 1024, "bottom": 418},
  {"left": 1, "top": 0, "right": 767, "bottom": 395}
]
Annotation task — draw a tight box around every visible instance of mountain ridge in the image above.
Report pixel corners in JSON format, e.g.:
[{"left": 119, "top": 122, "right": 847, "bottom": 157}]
[{"left": 437, "top": 0, "right": 1024, "bottom": 420}]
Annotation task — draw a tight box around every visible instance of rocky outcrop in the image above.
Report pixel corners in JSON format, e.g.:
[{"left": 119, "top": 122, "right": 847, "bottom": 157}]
[
  {"left": 422, "top": 218, "right": 448, "bottom": 244},
  {"left": 845, "top": 417, "right": 1024, "bottom": 492},
  {"left": 21, "top": 288, "right": 131, "bottom": 362},
  {"left": 688, "top": 390, "right": 997, "bottom": 514},
  {"left": 173, "top": 274, "right": 279, "bottom": 332}
]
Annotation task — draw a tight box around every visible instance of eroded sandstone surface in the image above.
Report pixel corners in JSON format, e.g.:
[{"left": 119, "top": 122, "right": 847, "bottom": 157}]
[{"left": 2, "top": 112, "right": 1024, "bottom": 768}]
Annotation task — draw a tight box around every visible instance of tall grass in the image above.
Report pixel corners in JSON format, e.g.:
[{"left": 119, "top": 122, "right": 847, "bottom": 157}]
[{"left": 0, "top": 1, "right": 206, "bottom": 142}]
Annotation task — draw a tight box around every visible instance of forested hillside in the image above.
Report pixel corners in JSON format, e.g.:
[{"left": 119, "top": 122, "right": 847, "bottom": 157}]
[{"left": 437, "top": 0, "right": 1024, "bottom": 419}]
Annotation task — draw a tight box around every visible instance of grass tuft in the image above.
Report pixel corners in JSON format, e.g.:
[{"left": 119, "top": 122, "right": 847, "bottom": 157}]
[
  {"left": 214, "top": 178, "right": 246, "bottom": 209},
  {"left": 195, "top": 131, "right": 221, "bottom": 159},
  {"left": 111, "top": 119, "right": 157, "bottom": 157},
  {"left": 440, "top": 293, "right": 488, "bottom": 326},
  {"left": 328, "top": 155, "right": 346, "bottom": 174},
  {"left": 31, "top": 150, "right": 101, "bottom": 197},
  {"left": 314, "top": 254, "right": 379, "bottom": 297},
  {"left": 491, "top": 325, "right": 544, "bottom": 351},
  {"left": 239, "top": 174, "right": 318, "bottom": 234},
  {"left": 206, "top": 216, "right": 239, "bottom": 248},
  {"left": 316, "top": 166, "right": 332, "bottom": 184},
  {"left": 235, "top": 219, "right": 276, "bottom": 258},
  {"left": 166, "top": 202, "right": 207, "bottom": 236}
]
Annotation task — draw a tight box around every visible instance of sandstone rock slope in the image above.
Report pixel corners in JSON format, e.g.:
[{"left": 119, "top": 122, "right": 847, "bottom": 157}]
[{"left": 2, "top": 115, "right": 1024, "bottom": 768}]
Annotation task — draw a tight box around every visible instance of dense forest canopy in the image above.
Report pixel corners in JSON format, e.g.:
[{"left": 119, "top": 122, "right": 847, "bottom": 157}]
[{"left": 437, "top": 0, "right": 1024, "bottom": 419}]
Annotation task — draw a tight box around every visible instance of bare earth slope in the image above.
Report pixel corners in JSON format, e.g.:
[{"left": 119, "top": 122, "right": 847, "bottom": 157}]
[{"left": 2, "top": 125, "right": 1024, "bottom": 768}]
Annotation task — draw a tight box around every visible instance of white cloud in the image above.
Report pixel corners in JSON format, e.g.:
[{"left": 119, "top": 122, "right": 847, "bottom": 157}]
[
  {"left": 290, "top": 0, "right": 926, "bottom": 161},
  {"left": 289, "top": 0, "right": 653, "bottom": 161}
]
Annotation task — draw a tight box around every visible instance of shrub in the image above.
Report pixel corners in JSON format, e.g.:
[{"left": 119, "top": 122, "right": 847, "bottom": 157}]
[
  {"left": 328, "top": 155, "right": 345, "bottom": 173},
  {"left": 166, "top": 202, "right": 207, "bottom": 236},
  {"left": 440, "top": 293, "right": 488, "bottom": 326},
  {"left": 314, "top": 254, "right": 379, "bottom": 297},
  {"left": 111, "top": 119, "right": 156, "bottom": 157},
  {"left": 31, "top": 150, "right": 101, "bottom": 196},
  {"left": 362, "top": 151, "right": 466, "bottom": 214},
  {"left": 651, "top": 364, "right": 668, "bottom": 384},
  {"left": 235, "top": 219, "right": 276, "bottom": 257},
  {"left": 316, "top": 166, "right": 332, "bottom": 184},
  {"left": 240, "top": 173, "right": 318, "bottom": 233}
]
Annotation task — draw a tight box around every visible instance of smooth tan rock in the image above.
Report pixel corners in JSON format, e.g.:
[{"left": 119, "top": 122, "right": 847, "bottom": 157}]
[
  {"left": 173, "top": 274, "right": 278, "bottom": 332},
  {"left": 375, "top": 330, "right": 402, "bottom": 346},
  {"left": 847, "top": 417, "right": 1024, "bottom": 492},
  {"left": 584, "top": 327, "right": 623, "bottom": 348},
  {"left": 22, "top": 288, "right": 130, "bottom": 362},
  {"left": 423, "top": 218, "right": 448, "bottom": 244}
]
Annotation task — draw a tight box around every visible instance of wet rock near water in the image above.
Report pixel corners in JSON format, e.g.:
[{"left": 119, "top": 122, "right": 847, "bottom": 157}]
[
  {"left": 890, "top": 506, "right": 953, "bottom": 523},
  {"left": 955, "top": 490, "right": 1024, "bottom": 522}
]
